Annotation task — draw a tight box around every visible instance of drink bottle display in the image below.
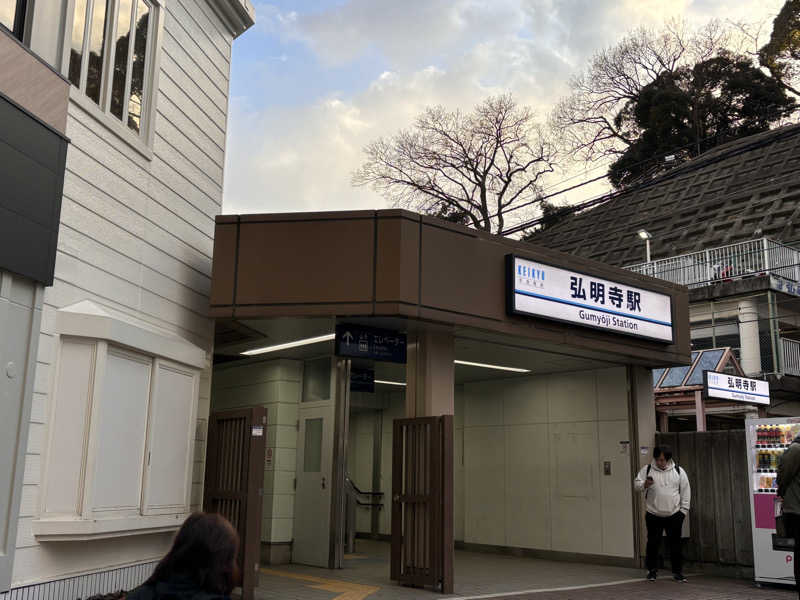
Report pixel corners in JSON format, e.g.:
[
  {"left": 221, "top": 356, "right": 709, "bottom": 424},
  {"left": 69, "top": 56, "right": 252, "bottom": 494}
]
[{"left": 748, "top": 417, "right": 799, "bottom": 585}]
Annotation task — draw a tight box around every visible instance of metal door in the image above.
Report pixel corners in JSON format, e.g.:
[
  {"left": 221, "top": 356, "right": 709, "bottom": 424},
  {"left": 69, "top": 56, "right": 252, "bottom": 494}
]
[
  {"left": 293, "top": 404, "right": 335, "bottom": 567},
  {"left": 391, "top": 415, "right": 454, "bottom": 593},
  {"left": 293, "top": 358, "right": 351, "bottom": 568},
  {"left": 204, "top": 407, "right": 267, "bottom": 600}
]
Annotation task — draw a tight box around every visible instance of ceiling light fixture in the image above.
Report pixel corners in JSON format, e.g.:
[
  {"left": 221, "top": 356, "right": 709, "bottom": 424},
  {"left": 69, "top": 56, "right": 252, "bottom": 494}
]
[
  {"left": 454, "top": 359, "right": 530, "bottom": 373},
  {"left": 241, "top": 333, "right": 335, "bottom": 356},
  {"left": 374, "top": 379, "right": 407, "bottom": 387}
]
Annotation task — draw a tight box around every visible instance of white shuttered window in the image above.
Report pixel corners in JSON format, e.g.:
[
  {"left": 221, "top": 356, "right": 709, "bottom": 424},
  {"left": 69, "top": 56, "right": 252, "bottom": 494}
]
[{"left": 34, "top": 302, "right": 203, "bottom": 541}]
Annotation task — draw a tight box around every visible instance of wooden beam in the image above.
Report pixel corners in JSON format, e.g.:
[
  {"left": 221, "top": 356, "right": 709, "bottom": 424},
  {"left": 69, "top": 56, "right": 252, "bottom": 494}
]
[{"left": 695, "top": 390, "right": 707, "bottom": 431}]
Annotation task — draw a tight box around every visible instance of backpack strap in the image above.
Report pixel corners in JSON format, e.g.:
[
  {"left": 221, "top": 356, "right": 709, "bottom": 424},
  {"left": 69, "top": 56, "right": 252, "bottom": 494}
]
[{"left": 646, "top": 464, "right": 651, "bottom": 477}]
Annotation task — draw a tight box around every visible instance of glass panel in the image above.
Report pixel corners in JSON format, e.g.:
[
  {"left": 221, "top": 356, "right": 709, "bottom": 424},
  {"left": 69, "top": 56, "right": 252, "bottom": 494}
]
[
  {"left": 652, "top": 368, "right": 665, "bottom": 387},
  {"left": 0, "top": 0, "right": 17, "bottom": 32},
  {"left": 110, "top": 0, "right": 133, "bottom": 119},
  {"left": 303, "top": 418, "right": 323, "bottom": 473},
  {"left": 85, "top": 0, "right": 109, "bottom": 104},
  {"left": 660, "top": 352, "right": 698, "bottom": 388},
  {"left": 68, "top": 0, "right": 89, "bottom": 86},
  {"left": 127, "top": 0, "right": 149, "bottom": 133},
  {"left": 685, "top": 349, "right": 726, "bottom": 386},
  {"left": 303, "top": 357, "right": 331, "bottom": 402}
]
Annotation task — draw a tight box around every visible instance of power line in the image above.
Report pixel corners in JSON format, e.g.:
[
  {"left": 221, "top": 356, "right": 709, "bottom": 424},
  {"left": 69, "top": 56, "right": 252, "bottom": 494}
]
[
  {"left": 503, "top": 122, "right": 800, "bottom": 237},
  {"left": 486, "top": 108, "right": 800, "bottom": 230}
]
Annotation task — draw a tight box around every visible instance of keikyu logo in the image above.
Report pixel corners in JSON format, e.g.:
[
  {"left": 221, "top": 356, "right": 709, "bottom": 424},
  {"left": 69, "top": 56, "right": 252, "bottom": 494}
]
[{"left": 517, "top": 264, "right": 546, "bottom": 281}]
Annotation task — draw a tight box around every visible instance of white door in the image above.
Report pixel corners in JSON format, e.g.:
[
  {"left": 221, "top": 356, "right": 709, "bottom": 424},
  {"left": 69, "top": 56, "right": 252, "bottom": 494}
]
[
  {"left": 293, "top": 341, "right": 343, "bottom": 569},
  {"left": 294, "top": 404, "right": 335, "bottom": 566}
]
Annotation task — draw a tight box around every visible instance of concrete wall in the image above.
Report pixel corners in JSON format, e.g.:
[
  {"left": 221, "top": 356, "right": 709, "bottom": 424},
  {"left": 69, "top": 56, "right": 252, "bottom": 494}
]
[
  {"left": 13, "top": 0, "right": 238, "bottom": 587},
  {"left": 461, "top": 367, "right": 633, "bottom": 558},
  {"left": 348, "top": 368, "right": 634, "bottom": 560},
  {"left": 211, "top": 359, "right": 301, "bottom": 558}
]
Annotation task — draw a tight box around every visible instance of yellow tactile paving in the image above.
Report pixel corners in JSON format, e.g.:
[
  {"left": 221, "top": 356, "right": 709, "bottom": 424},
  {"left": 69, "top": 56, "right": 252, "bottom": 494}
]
[{"left": 260, "top": 568, "right": 380, "bottom": 600}]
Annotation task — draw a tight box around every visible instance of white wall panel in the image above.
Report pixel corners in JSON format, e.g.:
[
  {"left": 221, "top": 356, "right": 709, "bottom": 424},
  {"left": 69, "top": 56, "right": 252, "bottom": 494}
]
[
  {"left": 547, "top": 371, "right": 597, "bottom": 423},
  {"left": 505, "top": 424, "right": 550, "bottom": 549},
  {"left": 549, "top": 421, "right": 602, "bottom": 554},
  {"left": 596, "top": 367, "right": 628, "bottom": 421},
  {"left": 503, "top": 377, "right": 548, "bottom": 425},
  {"left": 598, "top": 420, "right": 634, "bottom": 557},
  {"left": 461, "top": 367, "right": 633, "bottom": 559},
  {"left": 464, "top": 426, "right": 505, "bottom": 546}
]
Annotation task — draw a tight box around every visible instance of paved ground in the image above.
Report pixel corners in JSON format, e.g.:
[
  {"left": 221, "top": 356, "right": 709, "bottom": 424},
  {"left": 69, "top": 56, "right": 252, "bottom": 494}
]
[{"left": 253, "top": 540, "right": 797, "bottom": 600}]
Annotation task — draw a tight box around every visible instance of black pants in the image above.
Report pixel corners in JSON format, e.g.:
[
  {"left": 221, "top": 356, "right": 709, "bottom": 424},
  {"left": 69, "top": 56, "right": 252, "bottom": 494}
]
[
  {"left": 645, "top": 511, "right": 684, "bottom": 574},
  {"left": 783, "top": 512, "right": 800, "bottom": 595}
]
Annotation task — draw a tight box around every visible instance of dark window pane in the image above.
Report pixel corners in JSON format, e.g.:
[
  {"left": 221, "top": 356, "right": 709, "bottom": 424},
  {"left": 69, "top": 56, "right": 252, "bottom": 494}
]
[
  {"left": 127, "top": 0, "right": 149, "bottom": 133},
  {"left": 303, "top": 418, "right": 323, "bottom": 473},
  {"left": 68, "top": 0, "right": 89, "bottom": 87},
  {"left": 85, "top": 0, "right": 109, "bottom": 105},
  {"left": 660, "top": 366, "right": 691, "bottom": 387},
  {"left": 652, "top": 368, "right": 665, "bottom": 387},
  {"left": 685, "top": 349, "right": 726, "bottom": 386},
  {"left": 110, "top": 0, "right": 133, "bottom": 120}
]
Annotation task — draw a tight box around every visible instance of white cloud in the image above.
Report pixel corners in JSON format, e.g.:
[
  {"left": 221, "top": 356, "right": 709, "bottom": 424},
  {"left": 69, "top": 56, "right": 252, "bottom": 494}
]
[{"left": 223, "top": 0, "right": 785, "bottom": 217}]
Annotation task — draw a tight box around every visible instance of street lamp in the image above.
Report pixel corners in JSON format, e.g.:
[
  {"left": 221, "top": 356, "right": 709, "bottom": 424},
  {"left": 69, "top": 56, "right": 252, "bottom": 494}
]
[{"left": 638, "top": 229, "right": 652, "bottom": 263}]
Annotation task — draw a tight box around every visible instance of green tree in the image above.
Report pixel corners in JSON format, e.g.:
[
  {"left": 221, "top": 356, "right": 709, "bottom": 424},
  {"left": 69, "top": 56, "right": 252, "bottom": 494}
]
[
  {"left": 759, "top": 0, "right": 800, "bottom": 96},
  {"left": 609, "top": 52, "right": 796, "bottom": 188},
  {"left": 551, "top": 20, "right": 732, "bottom": 165}
]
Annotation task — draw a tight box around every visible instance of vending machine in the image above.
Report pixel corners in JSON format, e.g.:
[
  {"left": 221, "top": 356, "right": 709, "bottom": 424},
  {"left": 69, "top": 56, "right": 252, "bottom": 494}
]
[{"left": 747, "top": 416, "right": 800, "bottom": 585}]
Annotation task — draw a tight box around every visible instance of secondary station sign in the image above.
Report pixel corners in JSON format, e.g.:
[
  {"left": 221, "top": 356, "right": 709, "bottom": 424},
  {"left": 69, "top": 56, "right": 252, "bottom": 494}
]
[
  {"left": 506, "top": 255, "right": 674, "bottom": 343},
  {"left": 335, "top": 324, "right": 407, "bottom": 363},
  {"left": 705, "top": 370, "right": 770, "bottom": 405}
]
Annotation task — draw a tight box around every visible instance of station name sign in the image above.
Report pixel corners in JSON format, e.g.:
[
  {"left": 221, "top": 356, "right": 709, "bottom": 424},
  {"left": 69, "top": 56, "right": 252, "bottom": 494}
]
[
  {"left": 704, "top": 370, "right": 769, "bottom": 405},
  {"left": 506, "top": 255, "right": 674, "bottom": 343}
]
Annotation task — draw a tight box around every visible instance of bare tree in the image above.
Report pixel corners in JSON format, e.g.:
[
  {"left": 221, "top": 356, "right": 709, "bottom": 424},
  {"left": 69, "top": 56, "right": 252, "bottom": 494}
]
[
  {"left": 352, "top": 94, "right": 555, "bottom": 235},
  {"left": 550, "top": 19, "right": 733, "bottom": 164}
]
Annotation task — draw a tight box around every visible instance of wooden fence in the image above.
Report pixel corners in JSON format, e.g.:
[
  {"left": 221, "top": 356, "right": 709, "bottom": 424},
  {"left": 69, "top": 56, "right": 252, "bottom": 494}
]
[{"left": 655, "top": 431, "right": 753, "bottom": 573}]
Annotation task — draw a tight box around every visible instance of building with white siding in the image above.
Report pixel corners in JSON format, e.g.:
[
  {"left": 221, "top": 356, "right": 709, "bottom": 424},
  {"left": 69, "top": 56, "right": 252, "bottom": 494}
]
[{"left": 0, "top": 1, "right": 254, "bottom": 597}]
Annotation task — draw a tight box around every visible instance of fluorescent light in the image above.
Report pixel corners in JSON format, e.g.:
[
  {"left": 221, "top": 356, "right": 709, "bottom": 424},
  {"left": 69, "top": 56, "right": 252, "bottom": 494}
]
[
  {"left": 454, "top": 360, "right": 530, "bottom": 373},
  {"left": 375, "top": 379, "right": 406, "bottom": 387},
  {"left": 637, "top": 229, "right": 652, "bottom": 240},
  {"left": 241, "top": 333, "right": 335, "bottom": 356}
]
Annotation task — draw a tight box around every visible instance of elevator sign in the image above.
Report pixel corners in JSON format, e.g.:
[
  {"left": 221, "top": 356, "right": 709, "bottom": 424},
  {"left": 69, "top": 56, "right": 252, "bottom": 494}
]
[
  {"left": 705, "top": 370, "right": 770, "bottom": 405},
  {"left": 335, "top": 324, "right": 407, "bottom": 363},
  {"left": 506, "top": 254, "right": 674, "bottom": 343}
]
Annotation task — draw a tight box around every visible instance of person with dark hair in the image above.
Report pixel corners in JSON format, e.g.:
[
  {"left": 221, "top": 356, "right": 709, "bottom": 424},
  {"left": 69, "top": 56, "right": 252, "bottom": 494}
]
[
  {"left": 125, "top": 512, "right": 240, "bottom": 599},
  {"left": 634, "top": 445, "right": 691, "bottom": 583}
]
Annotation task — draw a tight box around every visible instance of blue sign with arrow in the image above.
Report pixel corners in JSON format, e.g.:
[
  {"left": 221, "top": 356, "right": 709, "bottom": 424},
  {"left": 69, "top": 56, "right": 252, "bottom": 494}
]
[{"left": 335, "top": 324, "right": 407, "bottom": 363}]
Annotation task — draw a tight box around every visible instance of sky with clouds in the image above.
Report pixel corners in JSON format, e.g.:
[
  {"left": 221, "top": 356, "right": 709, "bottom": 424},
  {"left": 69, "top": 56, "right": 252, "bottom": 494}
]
[{"left": 222, "top": 0, "right": 784, "bottom": 217}]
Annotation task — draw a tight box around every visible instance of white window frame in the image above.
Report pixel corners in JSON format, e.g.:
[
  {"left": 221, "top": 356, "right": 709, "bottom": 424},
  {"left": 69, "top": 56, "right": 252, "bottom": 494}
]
[
  {"left": 60, "top": 0, "right": 164, "bottom": 159},
  {"left": 33, "top": 302, "right": 205, "bottom": 541}
]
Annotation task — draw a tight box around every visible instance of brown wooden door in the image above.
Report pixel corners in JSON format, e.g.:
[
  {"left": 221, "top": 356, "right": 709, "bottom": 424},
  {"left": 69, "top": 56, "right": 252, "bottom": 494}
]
[
  {"left": 391, "top": 415, "right": 453, "bottom": 594},
  {"left": 204, "top": 407, "right": 267, "bottom": 600}
]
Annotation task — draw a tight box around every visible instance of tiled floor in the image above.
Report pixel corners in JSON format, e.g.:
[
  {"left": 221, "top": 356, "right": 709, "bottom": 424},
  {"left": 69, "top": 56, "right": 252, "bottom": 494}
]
[{"left": 253, "top": 540, "right": 795, "bottom": 600}]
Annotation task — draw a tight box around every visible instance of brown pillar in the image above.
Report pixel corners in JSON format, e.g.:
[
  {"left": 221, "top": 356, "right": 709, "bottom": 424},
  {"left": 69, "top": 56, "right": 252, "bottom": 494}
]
[
  {"left": 659, "top": 411, "right": 669, "bottom": 433},
  {"left": 695, "top": 390, "right": 706, "bottom": 431},
  {"left": 405, "top": 329, "right": 455, "bottom": 417}
]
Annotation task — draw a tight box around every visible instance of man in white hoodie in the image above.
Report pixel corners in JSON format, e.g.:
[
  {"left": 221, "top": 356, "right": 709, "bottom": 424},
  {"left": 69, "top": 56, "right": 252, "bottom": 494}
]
[{"left": 634, "top": 445, "right": 691, "bottom": 582}]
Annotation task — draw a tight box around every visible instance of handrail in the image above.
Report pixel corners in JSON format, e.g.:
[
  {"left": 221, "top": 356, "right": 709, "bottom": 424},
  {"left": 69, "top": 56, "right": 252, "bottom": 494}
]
[
  {"left": 625, "top": 237, "right": 800, "bottom": 289},
  {"left": 346, "top": 476, "right": 384, "bottom": 496},
  {"left": 782, "top": 338, "right": 800, "bottom": 377}
]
